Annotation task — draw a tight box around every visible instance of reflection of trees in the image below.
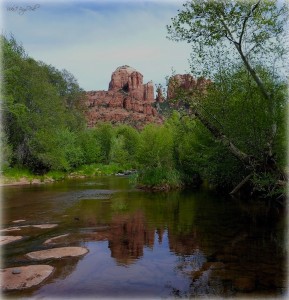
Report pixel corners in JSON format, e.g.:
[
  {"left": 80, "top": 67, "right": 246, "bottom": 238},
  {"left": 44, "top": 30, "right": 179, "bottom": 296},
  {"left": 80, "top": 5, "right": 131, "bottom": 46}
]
[{"left": 108, "top": 210, "right": 154, "bottom": 265}]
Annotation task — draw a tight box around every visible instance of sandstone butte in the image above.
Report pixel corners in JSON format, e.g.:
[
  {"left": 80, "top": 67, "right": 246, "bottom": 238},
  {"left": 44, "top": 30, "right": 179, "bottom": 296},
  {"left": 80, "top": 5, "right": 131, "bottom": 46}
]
[
  {"left": 84, "top": 66, "right": 210, "bottom": 129},
  {"left": 84, "top": 65, "right": 164, "bottom": 129}
]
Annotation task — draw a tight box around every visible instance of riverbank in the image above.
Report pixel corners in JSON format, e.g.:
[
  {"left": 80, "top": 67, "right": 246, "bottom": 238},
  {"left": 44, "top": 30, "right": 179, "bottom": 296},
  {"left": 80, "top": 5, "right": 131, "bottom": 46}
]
[
  {"left": 0, "top": 164, "right": 133, "bottom": 187},
  {"left": 0, "top": 177, "right": 54, "bottom": 187}
]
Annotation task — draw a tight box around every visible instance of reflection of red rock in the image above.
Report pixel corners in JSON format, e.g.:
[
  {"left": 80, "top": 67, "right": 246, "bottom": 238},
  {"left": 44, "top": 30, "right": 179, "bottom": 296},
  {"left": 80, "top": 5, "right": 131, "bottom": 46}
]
[
  {"left": 85, "top": 66, "right": 163, "bottom": 129},
  {"left": 168, "top": 229, "right": 199, "bottom": 255},
  {"left": 108, "top": 211, "right": 154, "bottom": 265}
]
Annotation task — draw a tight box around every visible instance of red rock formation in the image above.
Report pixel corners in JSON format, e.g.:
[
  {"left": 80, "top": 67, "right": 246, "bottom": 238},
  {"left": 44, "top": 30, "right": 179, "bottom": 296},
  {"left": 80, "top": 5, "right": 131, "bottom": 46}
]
[
  {"left": 167, "top": 74, "right": 211, "bottom": 100},
  {"left": 155, "top": 85, "right": 165, "bottom": 103},
  {"left": 85, "top": 65, "right": 162, "bottom": 129}
]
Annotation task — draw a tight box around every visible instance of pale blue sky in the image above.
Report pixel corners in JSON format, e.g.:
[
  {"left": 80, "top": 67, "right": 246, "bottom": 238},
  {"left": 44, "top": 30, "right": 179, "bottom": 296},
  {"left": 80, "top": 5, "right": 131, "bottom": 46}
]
[{"left": 2, "top": 0, "right": 192, "bottom": 91}]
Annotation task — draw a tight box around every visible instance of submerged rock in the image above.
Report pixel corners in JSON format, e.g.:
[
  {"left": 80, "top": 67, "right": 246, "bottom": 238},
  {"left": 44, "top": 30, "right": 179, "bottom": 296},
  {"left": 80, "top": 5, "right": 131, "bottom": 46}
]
[
  {"left": 32, "top": 224, "right": 58, "bottom": 229},
  {"left": 12, "top": 220, "right": 26, "bottom": 223},
  {"left": 26, "top": 247, "right": 88, "bottom": 260},
  {"left": 0, "top": 236, "right": 23, "bottom": 245},
  {"left": 0, "top": 227, "right": 22, "bottom": 232},
  {"left": 0, "top": 224, "right": 58, "bottom": 232},
  {"left": 43, "top": 234, "right": 69, "bottom": 245},
  {"left": 0, "top": 265, "right": 54, "bottom": 291}
]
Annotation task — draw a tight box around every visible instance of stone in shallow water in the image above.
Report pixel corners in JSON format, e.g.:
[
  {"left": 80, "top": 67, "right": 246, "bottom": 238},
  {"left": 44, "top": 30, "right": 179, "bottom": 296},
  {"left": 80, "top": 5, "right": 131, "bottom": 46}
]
[
  {"left": 0, "top": 236, "right": 23, "bottom": 245},
  {"left": 0, "top": 224, "right": 58, "bottom": 232},
  {"left": 32, "top": 224, "right": 58, "bottom": 229},
  {"left": 43, "top": 234, "right": 69, "bottom": 244},
  {"left": 0, "top": 227, "right": 22, "bottom": 232},
  {"left": 26, "top": 247, "right": 88, "bottom": 260},
  {"left": 0, "top": 265, "right": 54, "bottom": 291},
  {"left": 12, "top": 220, "right": 26, "bottom": 223}
]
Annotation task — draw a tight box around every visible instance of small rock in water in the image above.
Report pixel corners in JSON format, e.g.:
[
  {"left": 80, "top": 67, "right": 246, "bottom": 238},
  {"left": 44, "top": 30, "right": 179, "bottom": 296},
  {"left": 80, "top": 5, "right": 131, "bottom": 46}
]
[
  {"left": 43, "top": 234, "right": 69, "bottom": 245},
  {"left": 12, "top": 269, "right": 21, "bottom": 275},
  {"left": 12, "top": 220, "right": 26, "bottom": 223},
  {"left": 32, "top": 224, "right": 58, "bottom": 229}
]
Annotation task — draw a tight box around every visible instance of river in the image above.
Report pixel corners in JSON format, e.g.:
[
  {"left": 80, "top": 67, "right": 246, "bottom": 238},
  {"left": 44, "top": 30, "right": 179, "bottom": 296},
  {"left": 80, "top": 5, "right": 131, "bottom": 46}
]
[{"left": 1, "top": 176, "right": 287, "bottom": 298}]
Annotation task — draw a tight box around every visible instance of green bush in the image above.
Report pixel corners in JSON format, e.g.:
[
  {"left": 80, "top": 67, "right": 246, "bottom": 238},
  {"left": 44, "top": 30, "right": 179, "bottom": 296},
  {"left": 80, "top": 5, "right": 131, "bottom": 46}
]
[
  {"left": 136, "top": 124, "right": 181, "bottom": 188},
  {"left": 77, "top": 129, "right": 102, "bottom": 165}
]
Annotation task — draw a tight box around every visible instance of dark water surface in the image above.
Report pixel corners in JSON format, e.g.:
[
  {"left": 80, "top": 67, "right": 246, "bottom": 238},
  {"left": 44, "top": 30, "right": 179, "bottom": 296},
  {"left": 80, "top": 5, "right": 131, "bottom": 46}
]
[{"left": 1, "top": 177, "right": 287, "bottom": 298}]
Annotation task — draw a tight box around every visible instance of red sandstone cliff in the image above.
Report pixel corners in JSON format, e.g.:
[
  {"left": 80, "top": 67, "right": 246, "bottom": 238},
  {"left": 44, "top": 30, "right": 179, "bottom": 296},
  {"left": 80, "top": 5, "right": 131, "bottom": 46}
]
[
  {"left": 85, "top": 65, "right": 163, "bottom": 129},
  {"left": 167, "top": 74, "right": 210, "bottom": 100}
]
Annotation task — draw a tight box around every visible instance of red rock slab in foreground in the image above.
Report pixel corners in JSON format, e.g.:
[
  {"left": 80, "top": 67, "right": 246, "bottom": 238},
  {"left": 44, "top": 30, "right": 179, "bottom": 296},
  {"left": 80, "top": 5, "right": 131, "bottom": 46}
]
[
  {"left": 26, "top": 246, "right": 89, "bottom": 260},
  {"left": 0, "top": 265, "right": 54, "bottom": 291}
]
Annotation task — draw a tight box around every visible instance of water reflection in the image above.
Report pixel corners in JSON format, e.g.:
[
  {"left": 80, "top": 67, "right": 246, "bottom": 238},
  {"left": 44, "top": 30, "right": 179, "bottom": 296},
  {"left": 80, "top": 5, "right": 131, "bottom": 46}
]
[
  {"left": 109, "top": 211, "right": 155, "bottom": 265},
  {"left": 2, "top": 177, "right": 286, "bottom": 298}
]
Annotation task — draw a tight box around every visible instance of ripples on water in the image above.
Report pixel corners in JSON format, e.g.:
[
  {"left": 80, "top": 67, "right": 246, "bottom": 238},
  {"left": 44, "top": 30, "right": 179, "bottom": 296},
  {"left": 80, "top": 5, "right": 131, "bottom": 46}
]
[{"left": 1, "top": 177, "right": 287, "bottom": 298}]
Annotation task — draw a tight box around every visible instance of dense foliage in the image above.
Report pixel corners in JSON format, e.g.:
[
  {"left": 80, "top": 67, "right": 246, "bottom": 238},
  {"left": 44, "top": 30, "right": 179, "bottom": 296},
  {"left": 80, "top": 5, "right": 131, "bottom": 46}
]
[
  {"left": 1, "top": 35, "right": 86, "bottom": 173},
  {"left": 166, "top": 0, "right": 288, "bottom": 197},
  {"left": 1, "top": 20, "right": 287, "bottom": 198}
]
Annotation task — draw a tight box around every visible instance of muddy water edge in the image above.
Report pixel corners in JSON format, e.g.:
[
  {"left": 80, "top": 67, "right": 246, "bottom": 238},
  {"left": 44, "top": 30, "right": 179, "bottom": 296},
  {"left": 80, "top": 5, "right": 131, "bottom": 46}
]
[{"left": 1, "top": 176, "right": 287, "bottom": 298}]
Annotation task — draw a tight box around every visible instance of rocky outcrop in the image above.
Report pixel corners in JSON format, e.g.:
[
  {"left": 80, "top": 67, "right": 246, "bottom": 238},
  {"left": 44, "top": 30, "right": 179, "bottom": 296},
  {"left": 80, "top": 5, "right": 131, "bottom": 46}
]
[
  {"left": 155, "top": 85, "right": 165, "bottom": 103},
  {"left": 167, "top": 74, "right": 210, "bottom": 100},
  {"left": 85, "top": 65, "right": 163, "bottom": 129}
]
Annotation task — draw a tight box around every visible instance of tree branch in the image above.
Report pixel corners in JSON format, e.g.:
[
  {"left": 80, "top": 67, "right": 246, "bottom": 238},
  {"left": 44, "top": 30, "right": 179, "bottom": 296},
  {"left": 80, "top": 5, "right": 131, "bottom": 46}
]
[
  {"left": 218, "top": 6, "right": 276, "bottom": 155},
  {"left": 239, "top": 0, "right": 261, "bottom": 46},
  {"left": 189, "top": 105, "right": 251, "bottom": 164},
  {"left": 230, "top": 173, "right": 253, "bottom": 194}
]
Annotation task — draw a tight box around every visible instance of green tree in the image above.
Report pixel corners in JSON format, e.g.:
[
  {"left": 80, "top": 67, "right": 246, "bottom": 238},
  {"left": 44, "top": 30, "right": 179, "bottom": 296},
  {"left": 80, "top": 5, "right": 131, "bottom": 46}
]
[
  {"left": 110, "top": 125, "right": 140, "bottom": 166},
  {"left": 93, "top": 123, "right": 114, "bottom": 164},
  {"left": 2, "top": 35, "right": 85, "bottom": 173},
  {"left": 167, "top": 0, "right": 288, "bottom": 196},
  {"left": 77, "top": 129, "right": 102, "bottom": 165},
  {"left": 32, "top": 128, "right": 83, "bottom": 171},
  {"left": 110, "top": 135, "right": 129, "bottom": 166},
  {"left": 137, "top": 124, "right": 181, "bottom": 188}
]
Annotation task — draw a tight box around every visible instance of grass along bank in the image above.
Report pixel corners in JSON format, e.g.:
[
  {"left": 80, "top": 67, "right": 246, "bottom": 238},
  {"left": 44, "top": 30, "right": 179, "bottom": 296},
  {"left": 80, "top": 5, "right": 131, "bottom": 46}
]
[{"left": 0, "top": 163, "right": 135, "bottom": 186}]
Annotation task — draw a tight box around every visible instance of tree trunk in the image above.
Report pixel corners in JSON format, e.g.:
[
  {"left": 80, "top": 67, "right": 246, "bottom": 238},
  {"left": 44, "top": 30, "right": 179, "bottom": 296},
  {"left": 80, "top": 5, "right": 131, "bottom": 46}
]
[
  {"left": 230, "top": 174, "right": 253, "bottom": 195},
  {"left": 190, "top": 106, "right": 251, "bottom": 165}
]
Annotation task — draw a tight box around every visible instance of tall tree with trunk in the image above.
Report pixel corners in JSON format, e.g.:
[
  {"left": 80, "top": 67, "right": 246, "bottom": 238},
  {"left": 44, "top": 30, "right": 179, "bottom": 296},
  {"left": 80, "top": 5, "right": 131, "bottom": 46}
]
[{"left": 167, "top": 0, "right": 288, "bottom": 196}]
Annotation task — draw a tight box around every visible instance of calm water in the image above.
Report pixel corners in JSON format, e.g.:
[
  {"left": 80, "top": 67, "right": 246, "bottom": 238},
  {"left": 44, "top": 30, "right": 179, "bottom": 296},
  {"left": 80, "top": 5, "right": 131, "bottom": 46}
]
[{"left": 1, "top": 176, "right": 287, "bottom": 298}]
